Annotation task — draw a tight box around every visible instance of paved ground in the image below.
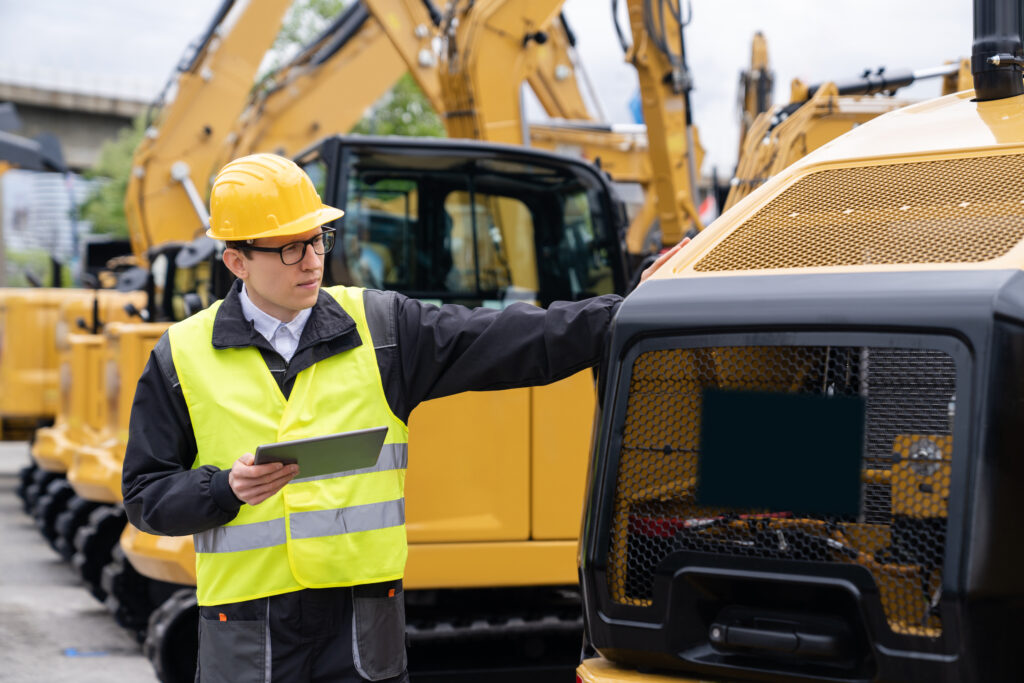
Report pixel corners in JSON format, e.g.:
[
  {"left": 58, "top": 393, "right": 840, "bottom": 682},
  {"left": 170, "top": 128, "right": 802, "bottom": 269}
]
[{"left": 0, "top": 442, "right": 157, "bottom": 683}]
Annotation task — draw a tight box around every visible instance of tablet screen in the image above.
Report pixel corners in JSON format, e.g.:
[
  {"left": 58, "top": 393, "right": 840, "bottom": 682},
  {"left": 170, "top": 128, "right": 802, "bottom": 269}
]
[{"left": 253, "top": 426, "right": 388, "bottom": 479}]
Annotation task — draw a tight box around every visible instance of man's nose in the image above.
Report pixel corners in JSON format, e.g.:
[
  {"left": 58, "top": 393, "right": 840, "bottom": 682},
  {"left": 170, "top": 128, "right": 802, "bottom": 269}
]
[{"left": 300, "top": 242, "right": 323, "bottom": 269}]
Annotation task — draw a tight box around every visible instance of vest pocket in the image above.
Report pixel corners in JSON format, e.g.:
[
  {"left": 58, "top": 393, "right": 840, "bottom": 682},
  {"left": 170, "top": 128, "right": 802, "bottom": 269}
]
[
  {"left": 198, "top": 607, "right": 267, "bottom": 683},
  {"left": 352, "top": 581, "right": 407, "bottom": 680}
]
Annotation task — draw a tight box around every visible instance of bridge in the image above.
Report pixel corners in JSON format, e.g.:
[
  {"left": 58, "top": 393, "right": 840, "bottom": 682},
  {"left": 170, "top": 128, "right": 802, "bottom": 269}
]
[{"left": 0, "top": 69, "right": 149, "bottom": 171}]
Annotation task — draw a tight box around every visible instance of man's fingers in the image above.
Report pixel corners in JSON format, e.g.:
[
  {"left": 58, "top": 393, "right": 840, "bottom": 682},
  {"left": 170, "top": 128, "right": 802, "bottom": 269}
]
[
  {"left": 229, "top": 455, "right": 299, "bottom": 504},
  {"left": 659, "top": 237, "right": 690, "bottom": 263},
  {"left": 639, "top": 237, "right": 690, "bottom": 285},
  {"left": 246, "top": 461, "right": 288, "bottom": 478},
  {"left": 248, "top": 492, "right": 272, "bottom": 506},
  {"left": 241, "top": 465, "right": 297, "bottom": 493},
  {"left": 242, "top": 464, "right": 298, "bottom": 487},
  {"left": 241, "top": 472, "right": 298, "bottom": 505},
  {"left": 262, "top": 465, "right": 299, "bottom": 486},
  {"left": 652, "top": 247, "right": 676, "bottom": 268}
]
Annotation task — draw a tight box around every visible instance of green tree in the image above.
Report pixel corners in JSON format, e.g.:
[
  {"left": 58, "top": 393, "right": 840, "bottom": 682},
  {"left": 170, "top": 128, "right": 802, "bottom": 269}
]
[
  {"left": 273, "top": 0, "right": 348, "bottom": 57},
  {"left": 352, "top": 73, "right": 445, "bottom": 138},
  {"left": 269, "top": 0, "right": 444, "bottom": 138},
  {"left": 78, "top": 114, "right": 145, "bottom": 238}
]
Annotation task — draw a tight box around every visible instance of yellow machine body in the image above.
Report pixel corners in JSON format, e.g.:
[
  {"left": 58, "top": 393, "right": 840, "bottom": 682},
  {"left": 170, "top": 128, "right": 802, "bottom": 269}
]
[
  {"left": 68, "top": 321, "right": 171, "bottom": 503},
  {"left": 578, "top": 657, "right": 711, "bottom": 682},
  {"left": 30, "top": 291, "right": 145, "bottom": 472},
  {"left": 661, "top": 90, "right": 1024, "bottom": 284},
  {"left": 33, "top": 334, "right": 104, "bottom": 473},
  {"left": 0, "top": 289, "right": 78, "bottom": 429}
]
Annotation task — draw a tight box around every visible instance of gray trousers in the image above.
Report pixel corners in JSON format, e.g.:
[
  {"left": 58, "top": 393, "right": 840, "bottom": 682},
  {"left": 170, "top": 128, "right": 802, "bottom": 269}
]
[{"left": 196, "top": 582, "right": 408, "bottom": 683}]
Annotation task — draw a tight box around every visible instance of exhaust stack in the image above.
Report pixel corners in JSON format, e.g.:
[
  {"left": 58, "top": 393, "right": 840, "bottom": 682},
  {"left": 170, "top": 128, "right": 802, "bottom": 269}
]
[{"left": 972, "top": 0, "right": 1024, "bottom": 100}]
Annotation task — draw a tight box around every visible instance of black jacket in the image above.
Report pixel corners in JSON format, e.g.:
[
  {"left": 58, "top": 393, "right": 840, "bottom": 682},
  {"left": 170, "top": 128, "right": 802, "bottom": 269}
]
[{"left": 122, "top": 281, "right": 621, "bottom": 537}]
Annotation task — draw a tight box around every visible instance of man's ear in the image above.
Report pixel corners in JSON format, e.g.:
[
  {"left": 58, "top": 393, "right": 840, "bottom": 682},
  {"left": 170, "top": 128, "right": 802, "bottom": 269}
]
[{"left": 222, "top": 248, "right": 249, "bottom": 280}]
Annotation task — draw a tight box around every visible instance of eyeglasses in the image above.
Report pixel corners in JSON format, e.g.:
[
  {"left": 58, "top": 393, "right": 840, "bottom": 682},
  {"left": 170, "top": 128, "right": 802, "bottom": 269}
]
[{"left": 241, "top": 228, "right": 336, "bottom": 265}]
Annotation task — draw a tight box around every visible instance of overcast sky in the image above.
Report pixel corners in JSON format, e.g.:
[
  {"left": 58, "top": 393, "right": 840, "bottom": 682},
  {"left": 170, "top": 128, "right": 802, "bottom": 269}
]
[{"left": 0, "top": 0, "right": 973, "bottom": 172}]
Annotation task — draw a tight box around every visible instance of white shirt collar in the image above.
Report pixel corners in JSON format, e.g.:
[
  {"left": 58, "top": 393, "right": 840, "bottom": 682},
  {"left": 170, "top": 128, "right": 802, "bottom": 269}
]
[{"left": 239, "top": 283, "right": 312, "bottom": 361}]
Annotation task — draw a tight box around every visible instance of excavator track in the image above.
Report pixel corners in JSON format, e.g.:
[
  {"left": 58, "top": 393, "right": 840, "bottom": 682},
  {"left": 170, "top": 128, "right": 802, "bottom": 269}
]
[
  {"left": 404, "top": 586, "right": 583, "bottom": 675},
  {"left": 144, "top": 588, "right": 198, "bottom": 683},
  {"left": 15, "top": 461, "right": 36, "bottom": 509},
  {"left": 54, "top": 496, "right": 102, "bottom": 561},
  {"left": 33, "top": 477, "right": 75, "bottom": 549},
  {"left": 102, "top": 545, "right": 181, "bottom": 641},
  {"left": 21, "top": 467, "right": 59, "bottom": 515},
  {"left": 71, "top": 504, "right": 125, "bottom": 601}
]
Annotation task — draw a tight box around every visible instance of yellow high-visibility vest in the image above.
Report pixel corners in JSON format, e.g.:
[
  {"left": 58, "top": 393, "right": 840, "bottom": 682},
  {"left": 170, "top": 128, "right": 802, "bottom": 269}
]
[{"left": 169, "top": 286, "right": 409, "bottom": 606}]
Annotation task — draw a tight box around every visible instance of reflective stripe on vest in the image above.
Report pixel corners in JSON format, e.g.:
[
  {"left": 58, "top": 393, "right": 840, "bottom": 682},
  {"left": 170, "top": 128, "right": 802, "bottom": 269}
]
[
  {"left": 195, "top": 497, "right": 406, "bottom": 553},
  {"left": 169, "top": 286, "right": 410, "bottom": 606}
]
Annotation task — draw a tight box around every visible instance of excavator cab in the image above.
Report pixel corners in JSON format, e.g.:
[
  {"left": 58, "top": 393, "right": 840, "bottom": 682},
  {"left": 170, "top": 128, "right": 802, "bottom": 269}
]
[{"left": 298, "top": 135, "right": 629, "bottom": 306}]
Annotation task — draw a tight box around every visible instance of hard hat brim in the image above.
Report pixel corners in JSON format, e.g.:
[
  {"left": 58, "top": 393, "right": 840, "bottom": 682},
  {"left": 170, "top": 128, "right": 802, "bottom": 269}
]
[{"left": 207, "top": 205, "right": 344, "bottom": 241}]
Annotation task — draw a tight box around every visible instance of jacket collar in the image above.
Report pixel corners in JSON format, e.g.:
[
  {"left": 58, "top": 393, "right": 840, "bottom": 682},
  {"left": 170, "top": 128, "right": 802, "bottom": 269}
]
[{"left": 211, "top": 279, "right": 360, "bottom": 353}]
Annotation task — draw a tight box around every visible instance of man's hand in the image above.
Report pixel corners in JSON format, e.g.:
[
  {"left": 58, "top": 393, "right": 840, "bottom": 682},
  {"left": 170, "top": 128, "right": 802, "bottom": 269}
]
[
  {"left": 639, "top": 237, "right": 690, "bottom": 286},
  {"left": 228, "top": 453, "right": 299, "bottom": 505}
]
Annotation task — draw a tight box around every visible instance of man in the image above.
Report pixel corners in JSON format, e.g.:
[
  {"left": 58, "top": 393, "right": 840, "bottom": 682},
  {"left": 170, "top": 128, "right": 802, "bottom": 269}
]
[{"left": 122, "top": 153, "right": 682, "bottom": 683}]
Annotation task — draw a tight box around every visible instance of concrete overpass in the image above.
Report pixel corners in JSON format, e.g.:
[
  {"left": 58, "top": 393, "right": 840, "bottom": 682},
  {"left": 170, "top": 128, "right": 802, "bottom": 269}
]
[{"left": 0, "top": 77, "right": 148, "bottom": 171}]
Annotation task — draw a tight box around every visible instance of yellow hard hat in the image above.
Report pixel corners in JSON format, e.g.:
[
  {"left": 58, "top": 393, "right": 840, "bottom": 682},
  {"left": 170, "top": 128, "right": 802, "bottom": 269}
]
[{"left": 207, "top": 153, "right": 343, "bottom": 241}]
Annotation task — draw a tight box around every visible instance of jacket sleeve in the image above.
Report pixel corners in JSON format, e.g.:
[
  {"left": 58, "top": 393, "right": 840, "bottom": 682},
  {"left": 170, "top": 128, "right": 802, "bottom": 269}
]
[
  {"left": 121, "top": 334, "right": 243, "bottom": 536},
  {"left": 381, "top": 293, "right": 621, "bottom": 421}
]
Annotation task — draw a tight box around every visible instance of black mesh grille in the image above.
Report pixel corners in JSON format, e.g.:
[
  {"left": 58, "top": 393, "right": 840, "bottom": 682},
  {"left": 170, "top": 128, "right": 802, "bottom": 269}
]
[{"left": 609, "top": 345, "right": 956, "bottom": 638}]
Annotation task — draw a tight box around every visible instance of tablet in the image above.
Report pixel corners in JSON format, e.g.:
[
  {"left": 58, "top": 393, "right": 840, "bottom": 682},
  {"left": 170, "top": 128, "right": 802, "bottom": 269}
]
[{"left": 253, "top": 426, "right": 388, "bottom": 479}]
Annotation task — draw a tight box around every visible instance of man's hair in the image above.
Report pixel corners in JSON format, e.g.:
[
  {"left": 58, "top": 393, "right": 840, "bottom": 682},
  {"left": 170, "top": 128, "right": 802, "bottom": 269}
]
[{"left": 225, "top": 240, "right": 253, "bottom": 257}]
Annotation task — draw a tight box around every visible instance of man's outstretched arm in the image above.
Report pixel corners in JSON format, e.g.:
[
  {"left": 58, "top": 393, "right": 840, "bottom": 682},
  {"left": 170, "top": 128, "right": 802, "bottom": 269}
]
[{"left": 373, "top": 238, "right": 689, "bottom": 421}]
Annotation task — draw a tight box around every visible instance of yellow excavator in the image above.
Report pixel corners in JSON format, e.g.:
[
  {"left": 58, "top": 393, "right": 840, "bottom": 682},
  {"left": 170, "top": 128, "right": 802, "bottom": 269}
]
[
  {"left": 735, "top": 32, "right": 773, "bottom": 163},
  {"left": 427, "top": 0, "right": 707, "bottom": 258},
  {"left": 726, "top": 48, "right": 974, "bottom": 212},
  {"left": 125, "top": 0, "right": 616, "bottom": 263},
  {"left": 715, "top": 34, "right": 972, "bottom": 219},
  {"left": 576, "top": 0, "right": 1024, "bottom": 681},
  {"left": 218, "top": 0, "right": 595, "bottom": 164},
  {"left": 13, "top": 290, "right": 142, "bottom": 506},
  {"left": 616, "top": 0, "right": 706, "bottom": 251}
]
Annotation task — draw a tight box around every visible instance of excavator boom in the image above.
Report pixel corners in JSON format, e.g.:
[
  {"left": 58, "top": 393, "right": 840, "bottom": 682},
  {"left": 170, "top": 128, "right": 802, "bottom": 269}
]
[{"left": 124, "top": 0, "right": 292, "bottom": 261}]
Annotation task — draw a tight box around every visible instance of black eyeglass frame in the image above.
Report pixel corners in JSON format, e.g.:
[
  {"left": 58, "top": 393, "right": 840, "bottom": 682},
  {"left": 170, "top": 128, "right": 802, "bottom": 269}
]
[{"left": 236, "top": 228, "right": 336, "bottom": 265}]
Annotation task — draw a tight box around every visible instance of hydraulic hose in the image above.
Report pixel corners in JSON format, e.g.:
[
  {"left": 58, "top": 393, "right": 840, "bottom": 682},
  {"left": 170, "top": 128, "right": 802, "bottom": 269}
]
[
  {"left": 421, "top": 0, "right": 442, "bottom": 27},
  {"left": 559, "top": 12, "right": 577, "bottom": 47},
  {"left": 611, "top": 0, "right": 630, "bottom": 53}
]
